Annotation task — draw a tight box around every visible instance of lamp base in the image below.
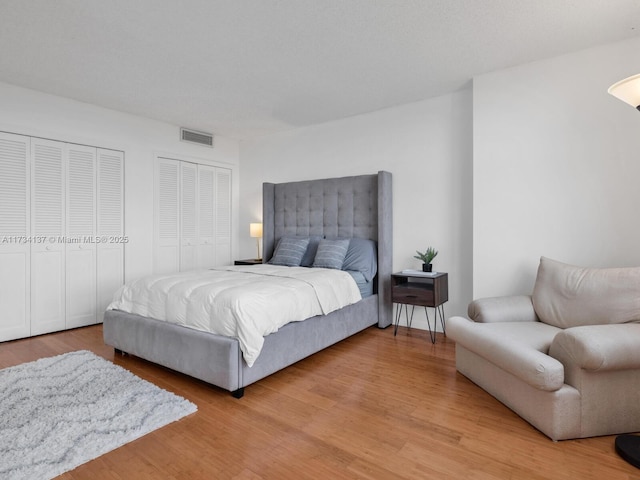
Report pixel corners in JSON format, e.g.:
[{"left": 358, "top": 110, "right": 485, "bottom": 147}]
[{"left": 615, "top": 435, "right": 640, "bottom": 469}]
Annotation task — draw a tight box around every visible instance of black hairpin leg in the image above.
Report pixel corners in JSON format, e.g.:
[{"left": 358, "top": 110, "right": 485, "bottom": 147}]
[
  {"left": 423, "top": 307, "right": 436, "bottom": 343},
  {"left": 393, "top": 303, "right": 415, "bottom": 336},
  {"left": 424, "top": 304, "right": 446, "bottom": 344},
  {"left": 437, "top": 304, "right": 446, "bottom": 337},
  {"left": 394, "top": 302, "right": 446, "bottom": 344}
]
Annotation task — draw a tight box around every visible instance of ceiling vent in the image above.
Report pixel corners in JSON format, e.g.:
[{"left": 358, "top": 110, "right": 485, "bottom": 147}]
[{"left": 180, "top": 128, "right": 214, "bottom": 147}]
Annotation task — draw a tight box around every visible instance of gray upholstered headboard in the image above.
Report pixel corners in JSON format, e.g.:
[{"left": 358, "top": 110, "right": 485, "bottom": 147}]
[{"left": 262, "top": 171, "right": 392, "bottom": 328}]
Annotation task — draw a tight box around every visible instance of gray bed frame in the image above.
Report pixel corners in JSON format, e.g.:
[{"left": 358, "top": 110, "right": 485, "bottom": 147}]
[{"left": 103, "top": 171, "right": 392, "bottom": 398}]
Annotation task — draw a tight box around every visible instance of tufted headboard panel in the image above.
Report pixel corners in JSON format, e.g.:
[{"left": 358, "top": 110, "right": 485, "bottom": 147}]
[{"left": 262, "top": 171, "right": 392, "bottom": 328}]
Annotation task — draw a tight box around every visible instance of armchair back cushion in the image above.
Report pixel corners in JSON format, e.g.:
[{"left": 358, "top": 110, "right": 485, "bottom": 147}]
[{"left": 532, "top": 257, "right": 640, "bottom": 329}]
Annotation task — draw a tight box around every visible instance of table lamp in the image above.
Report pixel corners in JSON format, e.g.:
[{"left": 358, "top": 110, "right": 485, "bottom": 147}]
[{"left": 250, "top": 223, "right": 263, "bottom": 261}]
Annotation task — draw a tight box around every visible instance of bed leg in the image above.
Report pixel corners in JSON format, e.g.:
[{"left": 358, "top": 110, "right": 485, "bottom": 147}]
[
  {"left": 231, "top": 388, "right": 244, "bottom": 399},
  {"left": 114, "top": 348, "right": 128, "bottom": 356}
]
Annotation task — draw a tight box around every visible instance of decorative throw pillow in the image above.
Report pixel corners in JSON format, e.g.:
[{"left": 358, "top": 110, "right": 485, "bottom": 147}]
[
  {"left": 300, "top": 235, "right": 324, "bottom": 267},
  {"left": 313, "top": 238, "right": 350, "bottom": 270},
  {"left": 532, "top": 256, "right": 640, "bottom": 329},
  {"left": 269, "top": 237, "right": 310, "bottom": 266}
]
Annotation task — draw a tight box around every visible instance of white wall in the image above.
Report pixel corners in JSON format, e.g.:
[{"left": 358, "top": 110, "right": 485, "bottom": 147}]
[
  {"left": 240, "top": 89, "right": 474, "bottom": 328},
  {"left": 473, "top": 36, "right": 640, "bottom": 298},
  {"left": 0, "top": 81, "right": 240, "bottom": 282}
]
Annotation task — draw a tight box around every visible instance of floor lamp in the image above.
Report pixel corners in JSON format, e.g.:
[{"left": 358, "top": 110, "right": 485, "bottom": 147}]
[{"left": 608, "top": 72, "right": 640, "bottom": 469}]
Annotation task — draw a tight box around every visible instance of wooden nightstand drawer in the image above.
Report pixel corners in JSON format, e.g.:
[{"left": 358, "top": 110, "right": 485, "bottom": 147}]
[{"left": 392, "top": 286, "right": 435, "bottom": 306}]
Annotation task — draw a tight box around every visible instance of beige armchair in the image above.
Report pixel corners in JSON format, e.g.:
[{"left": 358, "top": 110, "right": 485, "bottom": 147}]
[{"left": 448, "top": 257, "right": 640, "bottom": 441}]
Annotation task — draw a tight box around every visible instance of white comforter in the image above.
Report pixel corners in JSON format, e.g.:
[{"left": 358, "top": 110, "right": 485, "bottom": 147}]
[{"left": 107, "top": 265, "right": 362, "bottom": 367}]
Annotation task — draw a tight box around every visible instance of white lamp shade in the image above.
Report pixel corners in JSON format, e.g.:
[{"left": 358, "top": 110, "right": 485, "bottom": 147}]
[
  {"left": 608, "top": 73, "right": 640, "bottom": 109},
  {"left": 249, "top": 223, "right": 263, "bottom": 238}
]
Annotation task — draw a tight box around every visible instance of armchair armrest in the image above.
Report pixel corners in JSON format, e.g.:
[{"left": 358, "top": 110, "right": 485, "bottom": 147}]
[
  {"left": 550, "top": 323, "right": 640, "bottom": 372},
  {"left": 468, "top": 295, "right": 539, "bottom": 323}
]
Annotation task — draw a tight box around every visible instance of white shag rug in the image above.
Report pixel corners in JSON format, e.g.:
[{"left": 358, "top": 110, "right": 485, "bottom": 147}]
[{"left": 0, "top": 350, "right": 197, "bottom": 480}]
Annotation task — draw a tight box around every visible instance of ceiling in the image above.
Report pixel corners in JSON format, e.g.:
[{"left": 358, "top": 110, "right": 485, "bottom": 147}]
[{"left": 1, "top": 0, "right": 639, "bottom": 140}]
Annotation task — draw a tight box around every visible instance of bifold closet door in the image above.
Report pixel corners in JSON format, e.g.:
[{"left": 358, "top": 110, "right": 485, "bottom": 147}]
[
  {"left": 1, "top": 133, "right": 123, "bottom": 339},
  {"left": 97, "top": 149, "right": 124, "bottom": 322},
  {"left": 180, "top": 161, "right": 198, "bottom": 272},
  {"left": 155, "top": 158, "right": 180, "bottom": 274},
  {"left": 155, "top": 158, "right": 232, "bottom": 273},
  {"left": 215, "top": 168, "right": 232, "bottom": 266},
  {"left": 201, "top": 166, "right": 232, "bottom": 268},
  {"left": 65, "top": 144, "right": 97, "bottom": 328},
  {"left": 198, "top": 165, "right": 215, "bottom": 267},
  {"left": 30, "top": 138, "right": 66, "bottom": 336},
  {"left": 0, "top": 132, "right": 31, "bottom": 341}
]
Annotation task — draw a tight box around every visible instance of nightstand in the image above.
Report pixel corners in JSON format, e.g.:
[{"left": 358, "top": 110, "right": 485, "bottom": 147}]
[
  {"left": 234, "top": 259, "right": 263, "bottom": 265},
  {"left": 391, "top": 271, "right": 448, "bottom": 343}
]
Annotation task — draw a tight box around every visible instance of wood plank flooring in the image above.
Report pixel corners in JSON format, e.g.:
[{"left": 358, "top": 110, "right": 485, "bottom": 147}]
[{"left": 1, "top": 324, "right": 639, "bottom": 480}]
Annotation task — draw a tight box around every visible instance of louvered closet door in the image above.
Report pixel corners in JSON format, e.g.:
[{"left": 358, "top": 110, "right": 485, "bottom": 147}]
[
  {"left": 66, "top": 144, "right": 97, "bottom": 328},
  {"left": 198, "top": 165, "right": 215, "bottom": 267},
  {"left": 97, "top": 149, "right": 124, "bottom": 322},
  {"left": 31, "top": 138, "right": 66, "bottom": 335},
  {"left": 155, "top": 158, "right": 232, "bottom": 272},
  {"left": 0, "top": 132, "right": 31, "bottom": 341},
  {"left": 180, "top": 162, "right": 198, "bottom": 271},
  {"left": 215, "top": 168, "right": 232, "bottom": 266},
  {"left": 155, "top": 158, "right": 180, "bottom": 273}
]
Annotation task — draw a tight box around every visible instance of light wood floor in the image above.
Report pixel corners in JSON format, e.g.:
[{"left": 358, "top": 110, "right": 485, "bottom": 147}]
[{"left": 1, "top": 324, "right": 639, "bottom": 480}]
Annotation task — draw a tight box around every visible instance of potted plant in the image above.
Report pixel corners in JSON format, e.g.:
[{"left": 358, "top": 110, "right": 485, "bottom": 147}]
[{"left": 414, "top": 247, "right": 438, "bottom": 272}]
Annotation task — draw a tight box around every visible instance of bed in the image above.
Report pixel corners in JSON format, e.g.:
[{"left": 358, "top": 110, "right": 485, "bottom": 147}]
[{"left": 103, "top": 171, "right": 392, "bottom": 397}]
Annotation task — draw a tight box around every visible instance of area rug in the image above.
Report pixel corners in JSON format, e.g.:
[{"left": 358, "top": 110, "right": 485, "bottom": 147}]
[{"left": 0, "top": 350, "right": 197, "bottom": 480}]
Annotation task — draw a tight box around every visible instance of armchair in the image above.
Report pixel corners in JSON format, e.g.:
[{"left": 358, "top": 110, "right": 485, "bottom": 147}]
[{"left": 448, "top": 257, "right": 640, "bottom": 441}]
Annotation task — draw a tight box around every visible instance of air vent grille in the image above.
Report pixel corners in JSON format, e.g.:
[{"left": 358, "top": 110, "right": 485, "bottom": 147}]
[{"left": 180, "top": 128, "right": 214, "bottom": 147}]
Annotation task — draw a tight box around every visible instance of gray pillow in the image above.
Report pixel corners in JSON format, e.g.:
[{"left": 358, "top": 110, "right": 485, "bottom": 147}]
[
  {"left": 313, "top": 238, "right": 350, "bottom": 270},
  {"left": 342, "top": 238, "right": 377, "bottom": 282},
  {"left": 300, "top": 235, "right": 324, "bottom": 267},
  {"left": 269, "top": 237, "right": 310, "bottom": 266}
]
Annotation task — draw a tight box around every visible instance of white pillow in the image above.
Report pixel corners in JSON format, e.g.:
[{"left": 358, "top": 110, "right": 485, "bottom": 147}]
[{"left": 532, "top": 256, "right": 640, "bottom": 329}]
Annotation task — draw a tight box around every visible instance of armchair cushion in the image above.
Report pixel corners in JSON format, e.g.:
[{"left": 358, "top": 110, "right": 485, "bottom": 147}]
[
  {"left": 532, "top": 257, "right": 640, "bottom": 329},
  {"left": 448, "top": 316, "right": 564, "bottom": 391},
  {"left": 550, "top": 323, "right": 640, "bottom": 372}
]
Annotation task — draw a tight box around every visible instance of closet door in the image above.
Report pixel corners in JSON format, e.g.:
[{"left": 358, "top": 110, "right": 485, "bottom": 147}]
[
  {"left": 0, "top": 132, "right": 31, "bottom": 341},
  {"left": 215, "top": 168, "right": 232, "bottom": 266},
  {"left": 31, "top": 138, "right": 66, "bottom": 335},
  {"left": 155, "top": 158, "right": 180, "bottom": 273},
  {"left": 198, "top": 165, "right": 215, "bottom": 268},
  {"left": 155, "top": 158, "right": 232, "bottom": 272},
  {"left": 65, "top": 144, "right": 97, "bottom": 328},
  {"left": 180, "top": 162, "right": 198, "bottom": 271},
  {"left": 97, "top": 149, "right": 124, "bottom": 322}
]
